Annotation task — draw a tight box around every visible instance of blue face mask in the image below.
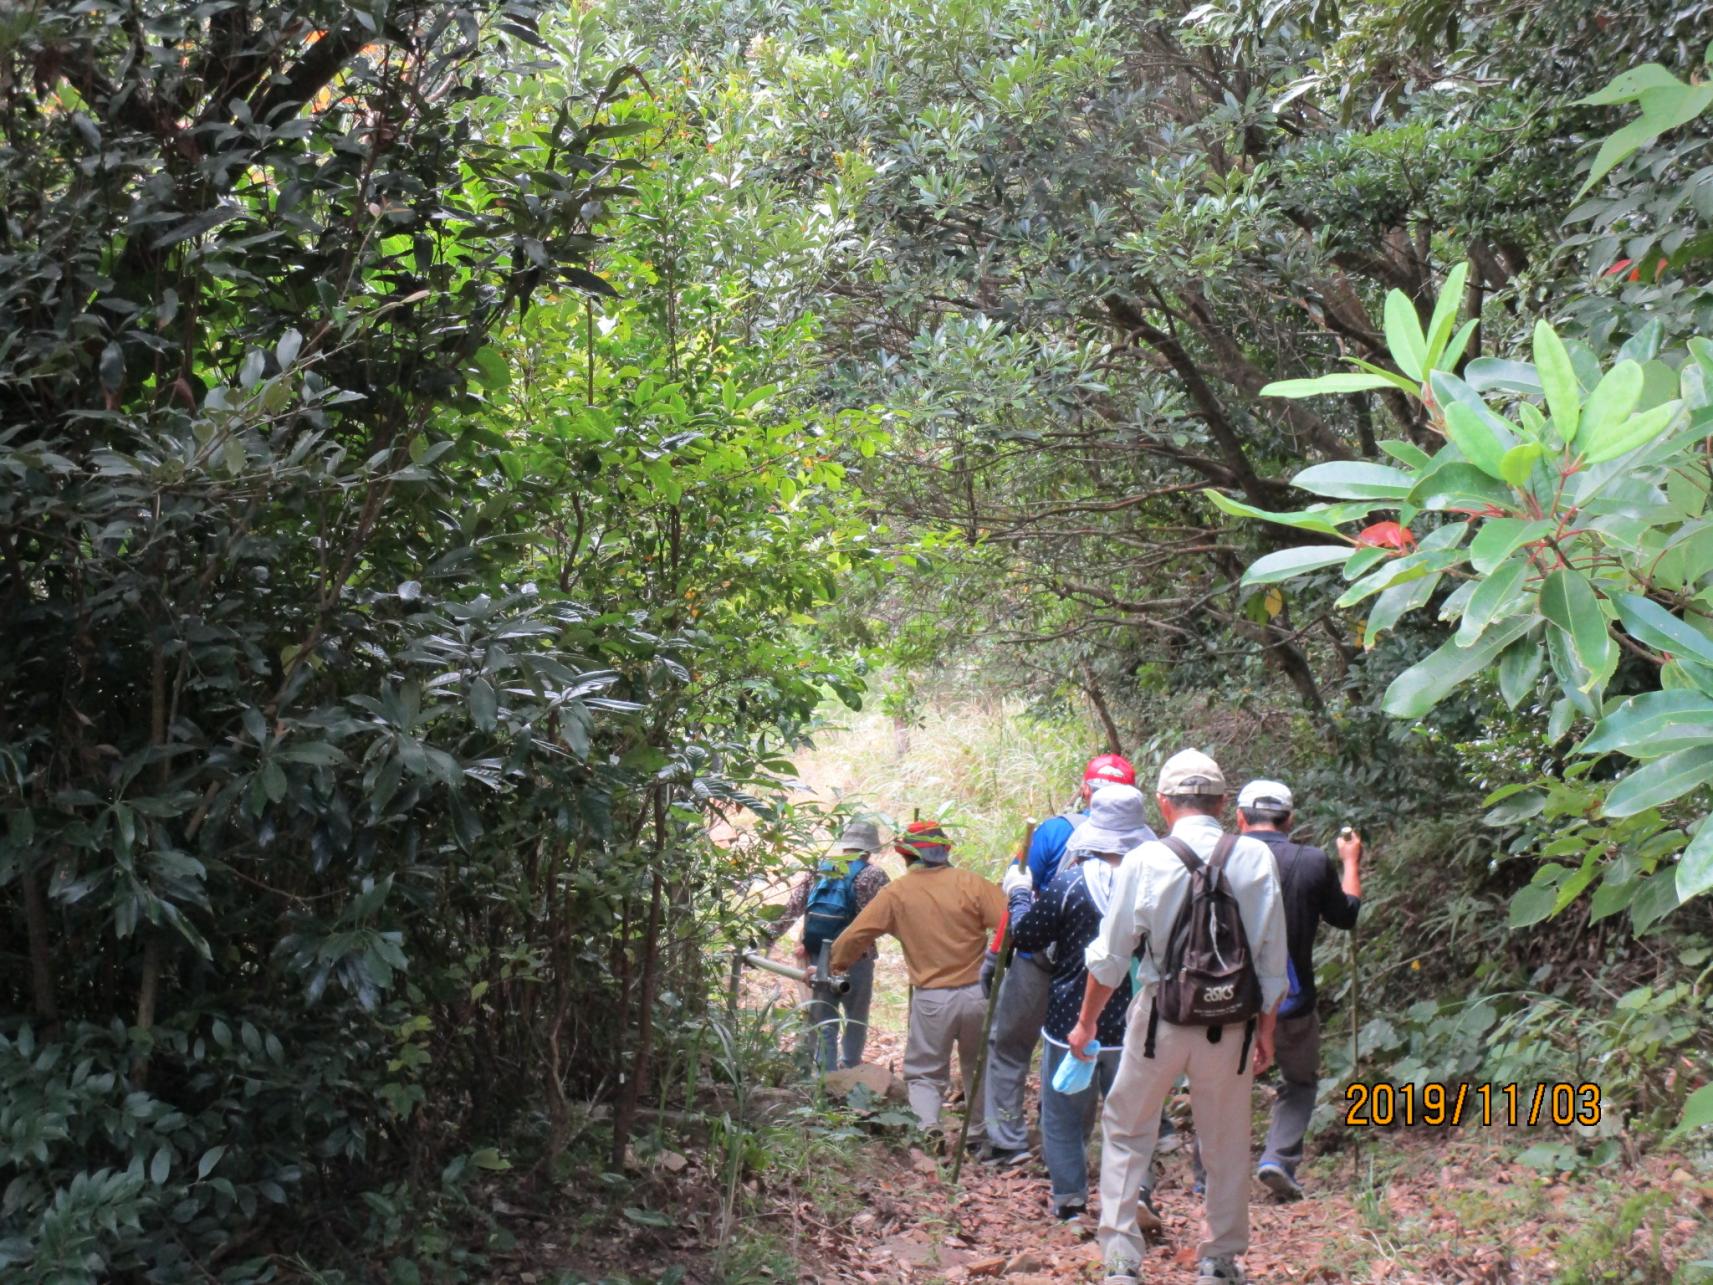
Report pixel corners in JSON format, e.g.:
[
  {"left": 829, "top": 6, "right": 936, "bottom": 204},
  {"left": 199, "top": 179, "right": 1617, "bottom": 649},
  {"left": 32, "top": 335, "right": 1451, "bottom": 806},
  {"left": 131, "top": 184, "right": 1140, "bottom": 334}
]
[{"left": 1052, "top": 1041, "right": 1102, "bottom": 1093}]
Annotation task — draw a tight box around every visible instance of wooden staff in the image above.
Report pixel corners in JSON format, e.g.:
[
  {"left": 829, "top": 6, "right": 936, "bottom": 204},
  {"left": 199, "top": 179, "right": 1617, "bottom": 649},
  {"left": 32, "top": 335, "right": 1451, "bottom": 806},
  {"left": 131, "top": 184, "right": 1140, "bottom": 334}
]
[{"left": 949, "top": 816, "right": 1037, "bottom": 1183}]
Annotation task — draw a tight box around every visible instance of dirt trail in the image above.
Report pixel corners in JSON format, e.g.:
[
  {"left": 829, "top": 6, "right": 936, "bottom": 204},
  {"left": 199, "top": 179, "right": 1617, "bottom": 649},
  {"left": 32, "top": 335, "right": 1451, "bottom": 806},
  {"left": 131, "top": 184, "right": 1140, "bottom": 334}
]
[
  {"left": 790, "top": 1013, "right": 1711, "bottom": 1284},
  {"left": 740, "top": 719, "right": 1713, "bottom": 1285}
]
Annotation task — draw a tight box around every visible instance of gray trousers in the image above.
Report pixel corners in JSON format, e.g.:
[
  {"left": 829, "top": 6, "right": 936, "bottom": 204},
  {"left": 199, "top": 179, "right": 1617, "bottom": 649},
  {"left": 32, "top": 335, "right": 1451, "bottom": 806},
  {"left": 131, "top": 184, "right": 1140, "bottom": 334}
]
[
  {"left": 983, "top": 952, "right": 1052, "bottom": 1150},
  {"left": 904, "top": 982, "right": 988, "bottom": 1138},
  {"left": 807, "top": 956, "right": 875, "bottom": 1072},
  {"left": 1099, "top": 996, "right": 1255, "bottom": 1270},
  {"left": 1259, "top": 1011, "right": 1320, "bottom": 1176}
]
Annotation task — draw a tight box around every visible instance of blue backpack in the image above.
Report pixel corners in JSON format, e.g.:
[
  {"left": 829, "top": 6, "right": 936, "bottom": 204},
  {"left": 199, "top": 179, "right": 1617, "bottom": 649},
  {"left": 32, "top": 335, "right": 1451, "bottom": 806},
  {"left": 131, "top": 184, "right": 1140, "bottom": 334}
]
[{"left": 802, "top": 856, "right": 868, "bottom": 954}]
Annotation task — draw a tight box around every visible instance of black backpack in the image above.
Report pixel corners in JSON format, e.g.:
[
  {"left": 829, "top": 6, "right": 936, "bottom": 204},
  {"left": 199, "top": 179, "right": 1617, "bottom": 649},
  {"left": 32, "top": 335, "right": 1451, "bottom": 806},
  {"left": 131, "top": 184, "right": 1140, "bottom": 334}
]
[{"left": 1143, "top": 833, "right": 1263, "bottom": 1068}]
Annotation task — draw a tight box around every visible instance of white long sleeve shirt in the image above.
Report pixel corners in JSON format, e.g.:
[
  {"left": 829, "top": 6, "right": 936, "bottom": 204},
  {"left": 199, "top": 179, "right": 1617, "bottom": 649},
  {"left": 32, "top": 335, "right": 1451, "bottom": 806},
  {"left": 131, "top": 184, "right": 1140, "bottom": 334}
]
[{"left": 1084, "top": 814, "right": 1289, "bottom": 1013}]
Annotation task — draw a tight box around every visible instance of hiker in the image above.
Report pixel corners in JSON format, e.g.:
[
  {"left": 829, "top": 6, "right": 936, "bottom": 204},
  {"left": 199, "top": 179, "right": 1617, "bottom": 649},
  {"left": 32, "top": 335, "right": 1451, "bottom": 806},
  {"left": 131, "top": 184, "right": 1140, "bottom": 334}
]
[
  {"left": 767, "top": 818, "right": 890, "bottom": 1072},
  {"left": 1068, "top": 749, "right": 1287, "bottom": 1285},
  {"left": 983, "top": 753, "right": 1137, "bottom": 1164},
  {"left": 831, "top": 821, "right": 1005, "bottom": 1147},
  {"left": 1001, "top": 784, "right": 1157, "bottom": 1221},
  {"left": 1235, "top": 779, "right": 1362, "bottom": 1201}
]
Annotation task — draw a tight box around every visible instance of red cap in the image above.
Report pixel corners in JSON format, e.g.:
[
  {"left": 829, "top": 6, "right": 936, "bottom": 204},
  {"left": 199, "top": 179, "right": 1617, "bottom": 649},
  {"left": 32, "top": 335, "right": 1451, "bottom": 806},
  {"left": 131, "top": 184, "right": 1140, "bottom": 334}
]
[{"left": 1083, "top": 754, "right": 1135, "bottom": 788}]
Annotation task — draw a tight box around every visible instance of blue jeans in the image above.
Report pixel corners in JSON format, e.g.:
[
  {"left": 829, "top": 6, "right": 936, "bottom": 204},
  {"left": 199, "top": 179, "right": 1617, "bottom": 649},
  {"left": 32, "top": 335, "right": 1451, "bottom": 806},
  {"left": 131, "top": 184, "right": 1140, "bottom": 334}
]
[
  {"left": 1040, "top": 1039, "right": 1121, "bottom": 1207},
  {"left": 808, "top": 956, "right": 874, "bottom": 1071}
]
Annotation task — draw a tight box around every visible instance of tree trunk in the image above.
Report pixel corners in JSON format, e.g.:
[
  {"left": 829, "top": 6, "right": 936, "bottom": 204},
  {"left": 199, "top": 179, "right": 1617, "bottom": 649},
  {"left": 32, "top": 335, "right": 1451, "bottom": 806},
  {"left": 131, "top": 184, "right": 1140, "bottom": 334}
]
[
  {"left": 1079, "top": 659, "right": 1123, "bottom": 755},
  {"left": 609, "top": 792, "right": 670, "bottom": 1169}
]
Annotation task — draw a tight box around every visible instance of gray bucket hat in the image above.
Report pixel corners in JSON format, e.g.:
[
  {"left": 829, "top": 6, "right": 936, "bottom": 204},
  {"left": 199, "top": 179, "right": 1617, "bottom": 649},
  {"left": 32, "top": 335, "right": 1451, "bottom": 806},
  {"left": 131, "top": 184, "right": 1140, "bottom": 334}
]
[
  {"left": 1064, "top": 784, "right": 1156, "bottom": 859},
  {"left": 834, "top": 818, "right": 883, "bottom": 853}
]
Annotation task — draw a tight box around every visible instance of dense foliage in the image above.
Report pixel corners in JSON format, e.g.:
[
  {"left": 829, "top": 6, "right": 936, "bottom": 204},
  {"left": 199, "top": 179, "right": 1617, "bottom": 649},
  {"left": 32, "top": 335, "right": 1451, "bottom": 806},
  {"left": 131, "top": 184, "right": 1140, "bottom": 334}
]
[{"left": 0, "top": 4, "right": 883, "bottom": 1278}]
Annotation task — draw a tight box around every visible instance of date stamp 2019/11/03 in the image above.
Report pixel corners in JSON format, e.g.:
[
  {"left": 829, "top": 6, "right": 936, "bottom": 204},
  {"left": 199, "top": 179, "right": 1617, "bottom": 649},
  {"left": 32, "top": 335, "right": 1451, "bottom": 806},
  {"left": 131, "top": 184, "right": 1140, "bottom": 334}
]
[{"left": 1344, "top": 1082, "right": 1601, "bottom": 1128}]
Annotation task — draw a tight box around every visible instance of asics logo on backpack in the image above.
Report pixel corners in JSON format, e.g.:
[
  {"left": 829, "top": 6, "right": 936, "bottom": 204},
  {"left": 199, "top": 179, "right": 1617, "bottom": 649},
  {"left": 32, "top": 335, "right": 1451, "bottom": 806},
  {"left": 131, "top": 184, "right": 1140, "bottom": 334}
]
[{"left": 1202, "top": 983, "right": 1235, "bottom": 1003}]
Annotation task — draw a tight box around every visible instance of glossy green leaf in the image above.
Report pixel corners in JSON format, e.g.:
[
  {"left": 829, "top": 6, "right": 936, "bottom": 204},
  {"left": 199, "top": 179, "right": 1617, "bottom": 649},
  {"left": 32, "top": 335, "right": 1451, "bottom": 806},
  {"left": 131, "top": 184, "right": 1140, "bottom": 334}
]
[
  {"left": 1439, "top": 318, "right": 1480, "bottom": 374},
  {"left": 1679, "top": 817, "right": 1713, "bottom": 902},
  {"left": 1383, "top": 290, "right": 1426, "bottom": 381},
  {"left": 1574, "top": 63, "right": 1682, "bottom": 106},
  {"left": 1580, "top": 401, "right": 1683, "bottom": 465},
  {"left": 1456, "top": 555, "right": 1532, "bottom": 646},
  {"left": 1410, "top": 462, "right": 1515, "bottom": 513},
  {"left": 1289, "top": 462, "right": 1414, "bottom": 499},
  {"left": 1205, "top": 490, "right": 1377, "bottom": 536},
  {"left": 1576, "top": 359, "right": 1644, "bottom": 446},
  {"left": 1241, "top": 545, "right": 1356, "bottom": 585},
  {"left": 1539, "top": 570, "right": 1615, "bottom": 694},
  {"left": 1675, "top": 1083, "right": 1713, "bottom": 1136},
  {"left": 1497, "top": 635, "right": 1544, "bottom": 709},
  {"left": 1381, "top": 616, "right": 1534, "bottom": 719},
  {"left": 1507, "top": 883, "right": 1557, "bottom": 929},
  {"left": 1378, "top": 439, "right": 1432, "bottom": 469},
  {"left": 1346, "top": 358, "right": 1421, "bottom": 394},
  {"left": 1611, "top": 593, "right": 1713, "bottom": 667},
  {"left": 1498, "top": 442, "right": 1543, "bottom": 488},
  {"left": 1442, "top": 403, "right": 1508, "bottom": 481},
  {"left": 1465, "top": 357, "right": 1542, "bottom": 396},
  {"left": 1602, "top": 744, "right": 1713, "bottom": 817},
  {"left": 1365, "top": 571, "right": 1440, "bottom": 643},
  {"left": 1580, "top": 689, "right": 1713, "bottom": 758},
  {"left": 1260, "top": 373, "right": 1401, "bottom": 398},
  {"left": 1421, "top": 262, "right": 1469, "bottom": 372},
  {"left": 1532, "top": 321, "right": 1580, "bottom": 443},
  {"left": 1546, "top": 625, "right": 1599, "bottom": 716},
  {"left": 1469, "top": 518, "right": 1550, "bottom": 574}
]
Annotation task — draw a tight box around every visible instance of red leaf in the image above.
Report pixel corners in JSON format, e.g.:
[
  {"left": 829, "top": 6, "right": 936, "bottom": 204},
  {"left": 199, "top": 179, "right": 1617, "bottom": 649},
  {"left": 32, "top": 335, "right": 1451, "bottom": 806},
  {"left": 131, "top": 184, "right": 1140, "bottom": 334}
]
[{"left": 1355, "top": 521, "right": 1415, "bottom": 551}]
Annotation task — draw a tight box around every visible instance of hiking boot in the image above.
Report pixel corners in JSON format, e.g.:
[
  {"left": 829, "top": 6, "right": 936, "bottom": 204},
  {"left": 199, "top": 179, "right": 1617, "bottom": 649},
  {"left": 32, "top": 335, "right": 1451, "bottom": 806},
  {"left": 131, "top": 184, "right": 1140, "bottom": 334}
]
[
  {"left": 1256, "top": 1160, "right": 1303, "bottom": 1202},
  {"left": 1101, "top": 1258, "right": 1140, "bottom": 1285},
  {"left": 1197, "top": 1257, "right": 1247, "bottom": 1284},
  {"left": 984, "top": 1144, "right": 1032, "bottom": 1168},
  {"left": 1052, "top": 1199, "right": 1086, "bottom": 1221},
  {"left": 1137, "top": 1187, "right": 1163, "bottom": 1238}
]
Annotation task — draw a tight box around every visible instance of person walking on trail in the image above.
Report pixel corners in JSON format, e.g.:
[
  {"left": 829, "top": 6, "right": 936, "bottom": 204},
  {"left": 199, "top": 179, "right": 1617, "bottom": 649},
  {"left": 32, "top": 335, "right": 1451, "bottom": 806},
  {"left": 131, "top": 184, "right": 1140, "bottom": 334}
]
[
  {"left": 983, "top": 753, "right": 1137, "bottom": 1165},
  {"left": 1068, "top": 749, "right": 1287, "bottom": 1285},
  {"left": 1235, "top": 779, "right": 1362, "bottom": 1202},
  {"left": 831, "top": 821, "right": 1005, "bottom": 1148},
  {"left": 766, "top": 818, "right": 891, "bottom": 1072},
  {"left": 1001, "top": 784, "right": 1157, "bottom": 1222}
]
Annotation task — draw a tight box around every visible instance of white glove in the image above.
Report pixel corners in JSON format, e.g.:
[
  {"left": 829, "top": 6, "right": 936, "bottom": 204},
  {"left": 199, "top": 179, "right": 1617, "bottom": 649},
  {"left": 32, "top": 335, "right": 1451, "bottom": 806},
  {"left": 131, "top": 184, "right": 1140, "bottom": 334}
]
[{"left": 1001, "top": 865, "right": 1032, "bottom": 896}]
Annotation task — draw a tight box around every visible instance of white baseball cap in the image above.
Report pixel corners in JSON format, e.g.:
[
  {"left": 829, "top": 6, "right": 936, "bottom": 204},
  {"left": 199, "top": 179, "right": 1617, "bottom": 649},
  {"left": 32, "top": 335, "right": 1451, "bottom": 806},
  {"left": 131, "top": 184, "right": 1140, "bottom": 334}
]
[
  {"left": 1156, "top": 749, "right": 1226, "bottom": 796},
  {"left": 1237, "top": 779, "right": 1294, "bottom": 812}
]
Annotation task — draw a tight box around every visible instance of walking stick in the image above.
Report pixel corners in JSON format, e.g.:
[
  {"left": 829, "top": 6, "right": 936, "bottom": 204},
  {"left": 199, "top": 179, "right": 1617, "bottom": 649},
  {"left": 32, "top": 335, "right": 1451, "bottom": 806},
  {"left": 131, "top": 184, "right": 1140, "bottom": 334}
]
[
  {"left": 1342, "top": 825, "right": 1360, "bottom": 1191},
  {"left": 949, "top": 817, "right": 1037, "bottom": 1184}
]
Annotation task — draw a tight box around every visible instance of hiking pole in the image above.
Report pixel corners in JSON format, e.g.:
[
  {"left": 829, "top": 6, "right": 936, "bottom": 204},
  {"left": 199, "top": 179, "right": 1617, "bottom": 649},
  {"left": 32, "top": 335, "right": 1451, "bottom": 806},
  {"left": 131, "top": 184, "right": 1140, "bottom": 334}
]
[
  {"left": 741, "top": 951, "right": 852, "bottom": 995},
  {"left": 948, "top": 817, "right": 1037, "bottom": 1185},
  {"left": 1342, "top": 824, "right": 1359, "bottom": 1191}
]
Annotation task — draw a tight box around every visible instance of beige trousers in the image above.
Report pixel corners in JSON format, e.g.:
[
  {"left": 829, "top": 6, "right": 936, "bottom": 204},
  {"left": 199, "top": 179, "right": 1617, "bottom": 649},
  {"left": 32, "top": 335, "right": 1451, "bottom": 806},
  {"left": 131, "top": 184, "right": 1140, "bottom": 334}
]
[
  {"left": 903, "top": 982, "right": 987, "bottom": 1139},
  {"left": 1098, "top": 993, "right": 1256, "bottom": 1268}
]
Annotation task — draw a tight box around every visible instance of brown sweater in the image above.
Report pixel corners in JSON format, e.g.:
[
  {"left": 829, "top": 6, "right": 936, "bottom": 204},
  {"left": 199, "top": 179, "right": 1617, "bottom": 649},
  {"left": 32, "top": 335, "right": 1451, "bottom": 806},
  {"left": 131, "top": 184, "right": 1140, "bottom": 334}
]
[{"left": 830, "top": 864, "right": 1006, "bottom": 989}]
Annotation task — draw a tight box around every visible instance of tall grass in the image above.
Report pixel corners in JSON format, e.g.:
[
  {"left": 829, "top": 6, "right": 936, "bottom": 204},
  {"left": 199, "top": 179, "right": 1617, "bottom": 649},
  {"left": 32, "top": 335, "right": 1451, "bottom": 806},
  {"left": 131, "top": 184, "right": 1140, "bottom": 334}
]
[{"left": 794, "top": 688, "right": 1098, "bottom": 879}]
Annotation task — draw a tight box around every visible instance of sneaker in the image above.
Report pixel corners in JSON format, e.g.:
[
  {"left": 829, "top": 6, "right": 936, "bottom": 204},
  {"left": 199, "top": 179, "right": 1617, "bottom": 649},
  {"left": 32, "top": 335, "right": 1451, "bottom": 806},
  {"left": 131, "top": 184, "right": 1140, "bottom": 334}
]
[
  {"left": 1053, "top": 1200, "right": 1086, "bottom": 1221},
  {"left": 1102, "top": 1259, "right": 1140, "bottom": 1285},
  {"left": 1256, "top": 1160, "right": 1304, "bottom": 1202},
  {"left": 984, "top": 1145, "right": 1032, "bottom": 1167},
  {"left": 1197, "top": 1257, "right": 1247, "bottom": 1284},
  {"left": 1191, "top": 1177, "right": 1205, "bottom": 1196}
]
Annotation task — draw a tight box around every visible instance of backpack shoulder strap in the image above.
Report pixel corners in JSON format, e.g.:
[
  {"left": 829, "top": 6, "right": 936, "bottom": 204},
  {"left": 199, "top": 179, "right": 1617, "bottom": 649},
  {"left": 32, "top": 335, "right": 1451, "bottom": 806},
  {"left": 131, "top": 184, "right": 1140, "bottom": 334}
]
[
  {"left": 1160, "top": 835, "right": 1202, "bottom": 875},
  {"left": 1206, "top": 832, "right": 1239, "bottom": 874}
]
